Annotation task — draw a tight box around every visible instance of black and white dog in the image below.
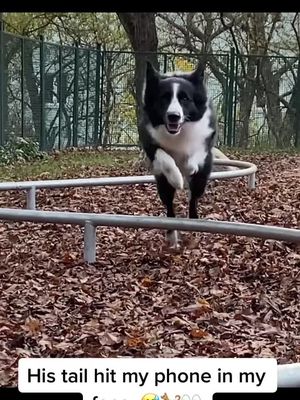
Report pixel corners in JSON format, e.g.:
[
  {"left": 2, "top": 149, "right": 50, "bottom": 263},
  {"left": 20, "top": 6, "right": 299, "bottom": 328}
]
[{"left": 139, "top": 61, "right": 217, "bottom": 248}]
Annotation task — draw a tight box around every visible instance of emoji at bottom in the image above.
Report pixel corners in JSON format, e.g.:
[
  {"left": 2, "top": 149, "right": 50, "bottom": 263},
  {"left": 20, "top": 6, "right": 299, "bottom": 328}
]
[{"left": 141, "top": 394, "right": 160, "bottom": 400}]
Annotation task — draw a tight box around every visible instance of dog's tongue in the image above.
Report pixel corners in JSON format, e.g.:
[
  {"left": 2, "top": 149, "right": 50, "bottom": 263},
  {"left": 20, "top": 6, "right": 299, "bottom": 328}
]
[{"left": 167, "top": 123, "right": 180, "bottom": 133}]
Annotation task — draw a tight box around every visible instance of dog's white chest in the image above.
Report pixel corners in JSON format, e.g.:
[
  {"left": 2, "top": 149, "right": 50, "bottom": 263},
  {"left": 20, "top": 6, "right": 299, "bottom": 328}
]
[{"left": 147, "top": 107, "right": 214, "bottom": 177}]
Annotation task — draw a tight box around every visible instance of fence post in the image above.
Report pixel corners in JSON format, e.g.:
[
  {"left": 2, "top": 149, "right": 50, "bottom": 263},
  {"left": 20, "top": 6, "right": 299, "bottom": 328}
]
[
  {"left": 295, "top": 57, "right": 300, "bottom": 149},
  {"left": 223, "top": 54, "right": 230, "bottom": 146},
  {"left": 85, "top": 49, "right": 90, "bottom": 147},
  {"left": 39, "top": 35, "right": 46, "bottom": 151},
  {"left": 93, "top": 43, "right": 101, "bottom": 147},
  {"left": 58, "top": 45, "right": 63, "bottom": 150},
  {"left": 99, "top": 45, "right": 105, "bottom": 147},
  {"left": 0, "top": 20, "right": 4, "bottom": 146},
  {"left": 232, "top": 51, "right": 239, "bottom": 147},
  {"left": 73, "top": 41, "right": 79, "bottom": 148},
  {"left": 163, "top": 53, "right": 168, "bottom": 73},
  {"left": 227, "top": 47, "right": 235, "bottom": 147},
  {"left": 21, "top": 37, "right": 25, "bottom": 138}
]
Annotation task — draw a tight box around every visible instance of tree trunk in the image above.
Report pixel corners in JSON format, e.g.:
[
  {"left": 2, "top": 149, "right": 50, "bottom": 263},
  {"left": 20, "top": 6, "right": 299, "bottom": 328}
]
[
  {"left": 294, "top": 60, "right": 300, "bottom": 148},
  {"left": 260, "top": 57, "right": 282, "bottom": 147},
  {"left": 24, "top": 42, "right": 41, "bottom": 140},
  {"left": 280, "top": 78, "right": 299, "bottom": 148},
  {"left": 238, "top": 56, "right": 256, "bottom": 148},
  {"left": 117, "top": 13, "right": 159, "bottom": 129}
]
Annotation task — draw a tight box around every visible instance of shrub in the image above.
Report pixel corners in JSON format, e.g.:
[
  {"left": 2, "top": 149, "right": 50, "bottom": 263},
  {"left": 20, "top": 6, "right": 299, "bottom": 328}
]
[{"left": 0, "top": 137, "right": 48, "bottom": 165}]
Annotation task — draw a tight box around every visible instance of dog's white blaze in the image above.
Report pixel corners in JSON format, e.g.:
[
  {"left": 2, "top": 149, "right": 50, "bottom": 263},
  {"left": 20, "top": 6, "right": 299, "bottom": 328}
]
[{"left": 166, "top": 83, "right": 184, "bottom": 123}]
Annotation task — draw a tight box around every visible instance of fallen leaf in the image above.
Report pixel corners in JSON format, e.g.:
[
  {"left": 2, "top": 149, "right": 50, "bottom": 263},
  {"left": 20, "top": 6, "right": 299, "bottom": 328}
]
[
  {"left": 141, "top": 277, "right": 154, "bottom": 287},
  {"left": 22, "top": 317, "right": 42, "bottom": 336},
  {"left": 190, "top": 329, "right": 209, "bottom": 339}
]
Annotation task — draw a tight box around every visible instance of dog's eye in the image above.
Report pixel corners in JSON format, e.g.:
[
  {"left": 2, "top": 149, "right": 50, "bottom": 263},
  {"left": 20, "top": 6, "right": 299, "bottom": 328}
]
[{"left": 179, "top": 92, "right": 190, "bottom": 102}]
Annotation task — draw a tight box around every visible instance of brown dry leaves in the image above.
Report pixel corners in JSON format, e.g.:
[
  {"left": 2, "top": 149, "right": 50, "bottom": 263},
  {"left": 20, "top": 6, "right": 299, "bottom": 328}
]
[{"left": 0, "top": 151, "right": 299, "bottom": 385}]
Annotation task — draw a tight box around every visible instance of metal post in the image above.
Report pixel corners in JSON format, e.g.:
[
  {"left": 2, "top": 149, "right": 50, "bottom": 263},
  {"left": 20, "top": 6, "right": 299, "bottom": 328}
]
[
  {"left": 72, "top": 42, "right": 79, "bottom": 148},
  {"left": 85, "top": 49, "right": 90, "bottom": 147},
  {"left": 223, "top": 54, "right": 230, "bottom": 146},
  {"left": 227, "top": 47, "right": 235, "bottom": 147},
  {"left": 58, "top": 45, "right": 63, "bottom": 150},
  {"left": 21, "top": 37, "right": 25, "bottom": 138},
  {"left": 248, "top": 172, "right": 256, "bottom": 189},
  {"left": 163, "top": 53, "right": 168, "bottom": 73},
  {"left": 39, "top": 35, "right": 45, "bottom": 151},
  {"left": 0, "top": 21, "right": 4, "bottom": 146},
  {"left": 294, "top": 57, "right": 300, "bottom": 149},
  {"left": 98, "top": 44, "right": 105, "bottom": 147},
  {"left": 26, "top": 187, "right": 36, "bottom": 210},
  {"left": 232, "top": 50, "right": 239, "bottom": 147},
  {"left": 93, "top": 43, "right": 101, "bottom": 147},
  {"left": 84, "top": 221, "right": 96, "bottom": 263}
]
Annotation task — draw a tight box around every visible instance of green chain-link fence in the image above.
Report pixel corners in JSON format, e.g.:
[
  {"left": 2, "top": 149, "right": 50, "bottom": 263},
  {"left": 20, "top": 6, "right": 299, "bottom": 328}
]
[{"left": 0, "top": 29, "right": 299, "bottom": 151}]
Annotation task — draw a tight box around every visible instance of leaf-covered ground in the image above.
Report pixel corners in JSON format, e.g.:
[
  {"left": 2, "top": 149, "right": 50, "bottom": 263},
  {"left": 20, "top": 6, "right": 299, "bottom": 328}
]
[{"left": 0, "top": 150, "right": 299, "bottom": 385}]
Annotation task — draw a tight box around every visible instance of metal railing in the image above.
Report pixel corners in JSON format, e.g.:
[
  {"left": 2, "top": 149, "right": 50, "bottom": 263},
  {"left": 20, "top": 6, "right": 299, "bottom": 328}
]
[
  {"left": 0, "top": 159, "right": 257, "bottom": 210},
  {"left": 0, "top": 159, "right": 299, "bottom": 263},
  {"left": 0, "top": 208, "right": 299, "bottom": 263}
]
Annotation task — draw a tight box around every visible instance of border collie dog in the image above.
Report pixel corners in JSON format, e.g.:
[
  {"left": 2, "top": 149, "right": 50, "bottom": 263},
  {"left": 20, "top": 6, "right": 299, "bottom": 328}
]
[{"left": 139, "top": 61, "right": 217, "bottom": 248}]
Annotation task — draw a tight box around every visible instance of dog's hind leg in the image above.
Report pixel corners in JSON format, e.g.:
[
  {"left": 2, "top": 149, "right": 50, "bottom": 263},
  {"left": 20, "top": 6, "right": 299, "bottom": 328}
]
[
  {"left": 155, "top": 174, "right": 180, "bottom": 248},
  {"left": 188, "top": 154, "right": 213, "bottom": 219},
  {"left": 188, "top": 171, "right": 209, "bottom": 219}
]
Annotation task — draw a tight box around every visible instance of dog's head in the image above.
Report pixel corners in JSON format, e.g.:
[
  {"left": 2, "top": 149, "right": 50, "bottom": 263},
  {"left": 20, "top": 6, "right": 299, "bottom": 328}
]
[{"left": 143, "top": 61, "right": 207, "bottom": 135}]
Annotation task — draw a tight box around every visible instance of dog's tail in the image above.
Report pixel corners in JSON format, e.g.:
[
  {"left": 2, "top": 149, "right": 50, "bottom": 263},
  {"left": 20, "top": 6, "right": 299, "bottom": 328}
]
[{"left": 212, "top": 147, "right": 239, "bottom": 171}]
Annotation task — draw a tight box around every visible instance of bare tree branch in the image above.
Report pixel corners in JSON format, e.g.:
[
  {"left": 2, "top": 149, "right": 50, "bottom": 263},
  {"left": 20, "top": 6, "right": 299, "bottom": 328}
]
[
  {"left": 291, "top": 12, "right": 300, "bottom": 51},
  {"left": 220, "top": 12, "right": 247, "bottom": 77}
]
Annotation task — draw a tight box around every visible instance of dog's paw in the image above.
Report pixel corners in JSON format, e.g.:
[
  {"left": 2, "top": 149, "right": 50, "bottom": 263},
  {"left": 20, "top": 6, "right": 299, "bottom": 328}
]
[
  {"left": 167, "top": 170, "right": 184, "bottom": 190},
  {"left": 153, "top": 148, "right": 184, "bottom": 190}
]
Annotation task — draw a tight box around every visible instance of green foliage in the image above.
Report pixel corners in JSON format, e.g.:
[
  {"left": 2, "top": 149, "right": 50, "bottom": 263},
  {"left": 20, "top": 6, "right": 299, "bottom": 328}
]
[
  {"left": 3, "top": 12, "right": 57, "bottom": 37},
  {"left": 3, "top": 12, "right": 129, "bottom": 49},
  {"left": 0, "top": 138, "right": 48, "bottom": 165}
]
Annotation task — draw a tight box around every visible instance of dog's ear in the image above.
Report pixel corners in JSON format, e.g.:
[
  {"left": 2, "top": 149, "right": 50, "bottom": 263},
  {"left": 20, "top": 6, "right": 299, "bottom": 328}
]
[
  {"left": 188, "top": 61, "right": 205, "bottom": 85},
  {"left": 145, "top": 61, "right": 160, "bottom": 83},
  {"left": 143, "top": 61, "right": 160, "bottom": 105}
]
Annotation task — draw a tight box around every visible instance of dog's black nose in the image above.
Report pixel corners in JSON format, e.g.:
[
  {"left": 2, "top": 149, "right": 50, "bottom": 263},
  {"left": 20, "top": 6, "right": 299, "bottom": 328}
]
[{"left": 167, "top": 112, "right": 181, "bottom": 123}]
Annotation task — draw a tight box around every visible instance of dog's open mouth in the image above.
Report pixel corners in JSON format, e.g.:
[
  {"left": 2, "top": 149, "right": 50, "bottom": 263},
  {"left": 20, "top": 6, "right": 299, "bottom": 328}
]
[{"left": 166, "top": 123, "right": 182, "bottom": 134}]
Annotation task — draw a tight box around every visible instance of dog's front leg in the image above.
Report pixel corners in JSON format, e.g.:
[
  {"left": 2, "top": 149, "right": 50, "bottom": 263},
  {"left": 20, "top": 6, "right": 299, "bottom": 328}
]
[
  {"left": 155, "top": 173, "right": 181, "bottom": 249},
  {"left": 152, "top": 149, "right": 183, "bottom": 249},
  {"left": 152, "top": 149, "right": 184, "bottom": 190},
  {"left": 187, "top": 152, "right": 213, "bottom": 219}
]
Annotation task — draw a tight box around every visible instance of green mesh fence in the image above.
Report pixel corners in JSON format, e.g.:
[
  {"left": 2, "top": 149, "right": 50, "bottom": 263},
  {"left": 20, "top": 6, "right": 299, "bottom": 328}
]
[{"left": 0, "top": 30, "right": 299, "bottom": 151}]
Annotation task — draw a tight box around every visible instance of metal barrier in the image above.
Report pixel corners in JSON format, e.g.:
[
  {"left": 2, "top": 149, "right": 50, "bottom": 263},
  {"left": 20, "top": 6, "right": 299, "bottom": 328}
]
[
  {"left": 0, "top": 208, "right": 299, "bottom": 263},
  {"left": 0, "top": 159, "right": 299, "bottom": 263},
  {"left": 0, "top": 159, "right": 257, "bottom": 210}
]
